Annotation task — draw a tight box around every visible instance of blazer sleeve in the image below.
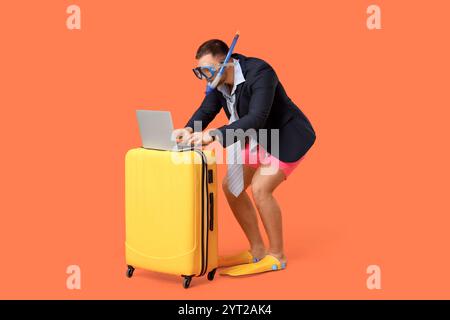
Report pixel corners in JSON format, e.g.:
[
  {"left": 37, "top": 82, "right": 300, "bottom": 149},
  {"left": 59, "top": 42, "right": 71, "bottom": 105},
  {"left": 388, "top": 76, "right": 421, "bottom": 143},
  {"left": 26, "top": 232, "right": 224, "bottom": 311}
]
[
  {"left": 212, "top": 64, "right": 278, "bottom": 147},
  {"left": 184, "top": 90, "right": 222, "bottom": 132}
]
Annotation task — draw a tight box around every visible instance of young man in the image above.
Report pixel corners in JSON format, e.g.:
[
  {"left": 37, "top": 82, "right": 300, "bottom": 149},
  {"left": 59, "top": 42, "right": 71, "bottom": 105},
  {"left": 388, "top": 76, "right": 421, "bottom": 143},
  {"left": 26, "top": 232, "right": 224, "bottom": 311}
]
[{"left": 173, "top": 39, "right": 316, "bottom": 276}]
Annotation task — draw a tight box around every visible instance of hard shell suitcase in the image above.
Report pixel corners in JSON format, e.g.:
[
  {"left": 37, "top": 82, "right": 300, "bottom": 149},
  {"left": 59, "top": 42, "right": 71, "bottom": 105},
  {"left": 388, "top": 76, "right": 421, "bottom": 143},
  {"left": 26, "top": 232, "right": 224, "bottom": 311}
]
[{"left": 124, "top": 147, "right": 218, "bottom": 288}]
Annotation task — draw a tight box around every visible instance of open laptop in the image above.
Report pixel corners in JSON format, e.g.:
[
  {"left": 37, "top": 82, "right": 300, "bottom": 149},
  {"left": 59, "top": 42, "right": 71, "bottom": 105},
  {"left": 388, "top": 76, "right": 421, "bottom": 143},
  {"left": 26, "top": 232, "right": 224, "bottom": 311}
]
[{"left": 136, "top": 110, "right": 193, "bottom": 151}]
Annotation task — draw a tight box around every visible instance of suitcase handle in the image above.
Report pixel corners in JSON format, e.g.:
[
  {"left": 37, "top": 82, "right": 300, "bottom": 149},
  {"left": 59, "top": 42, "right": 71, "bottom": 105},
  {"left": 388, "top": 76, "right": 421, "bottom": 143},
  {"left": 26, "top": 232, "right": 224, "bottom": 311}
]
[
  {"left": 207, "top": 169, "right": 213, "bottom": 183},
  {"left": 209, "top": 192, "right": 214, "bottom": 231}
]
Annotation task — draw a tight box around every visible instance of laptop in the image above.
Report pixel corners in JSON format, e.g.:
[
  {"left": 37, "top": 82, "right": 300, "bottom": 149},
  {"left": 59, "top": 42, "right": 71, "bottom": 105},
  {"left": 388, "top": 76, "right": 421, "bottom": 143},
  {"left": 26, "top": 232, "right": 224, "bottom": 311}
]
[{"left": 136, "top": 110, "right": 193, "bottom": 151}]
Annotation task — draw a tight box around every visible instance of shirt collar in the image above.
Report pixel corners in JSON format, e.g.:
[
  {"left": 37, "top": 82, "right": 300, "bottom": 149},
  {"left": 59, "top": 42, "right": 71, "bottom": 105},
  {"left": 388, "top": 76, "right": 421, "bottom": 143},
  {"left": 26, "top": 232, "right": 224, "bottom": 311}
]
[{"left": 217, "top": 58, "right": 246, "bottom": 96}]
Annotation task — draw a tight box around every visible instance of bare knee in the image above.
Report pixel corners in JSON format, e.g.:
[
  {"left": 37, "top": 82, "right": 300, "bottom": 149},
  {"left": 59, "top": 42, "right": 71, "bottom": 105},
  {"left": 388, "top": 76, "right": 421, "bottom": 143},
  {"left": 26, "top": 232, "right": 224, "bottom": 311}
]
[{"left": 251, "top": 181, "right": 271, "bottom": 205}]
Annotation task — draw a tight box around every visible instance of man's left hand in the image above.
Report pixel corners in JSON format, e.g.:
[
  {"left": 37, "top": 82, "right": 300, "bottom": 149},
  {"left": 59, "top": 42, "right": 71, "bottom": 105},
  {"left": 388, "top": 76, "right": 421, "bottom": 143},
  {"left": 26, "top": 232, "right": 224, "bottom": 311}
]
[{"left": 187, "top": 130, "right": 215, "bottom": 146}]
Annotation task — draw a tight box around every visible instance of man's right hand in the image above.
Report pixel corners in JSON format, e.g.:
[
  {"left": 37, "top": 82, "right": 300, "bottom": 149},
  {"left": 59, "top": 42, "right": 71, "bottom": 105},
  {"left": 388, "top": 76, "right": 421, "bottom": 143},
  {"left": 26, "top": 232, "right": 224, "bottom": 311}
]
[{"left": 172, "top": 127, "right": 193, "bottom": 144}]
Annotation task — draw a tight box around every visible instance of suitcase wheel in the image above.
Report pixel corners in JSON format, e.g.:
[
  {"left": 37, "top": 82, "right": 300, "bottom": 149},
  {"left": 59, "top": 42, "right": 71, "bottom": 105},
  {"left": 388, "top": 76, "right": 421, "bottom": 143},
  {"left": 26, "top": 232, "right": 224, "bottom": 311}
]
[
  {"left": 207, "top": 268, "right": 217, "bottom": 281},
  {"left": 126, "top": 265, "right": 135, "bottom": 278},
  {"left": 183, "top": 276, "right": 192, "bottom": 289}
]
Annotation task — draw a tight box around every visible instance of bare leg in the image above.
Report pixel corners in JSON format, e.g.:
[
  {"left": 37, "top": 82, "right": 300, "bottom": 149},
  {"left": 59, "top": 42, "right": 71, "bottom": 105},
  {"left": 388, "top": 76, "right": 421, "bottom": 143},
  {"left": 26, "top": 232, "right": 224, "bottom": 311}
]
[
  {"left": 250, "top": 165, "right": 287, "bottom": 264},
  {"left": 222, "top": 165, "right": 266, "bottom": 259}
]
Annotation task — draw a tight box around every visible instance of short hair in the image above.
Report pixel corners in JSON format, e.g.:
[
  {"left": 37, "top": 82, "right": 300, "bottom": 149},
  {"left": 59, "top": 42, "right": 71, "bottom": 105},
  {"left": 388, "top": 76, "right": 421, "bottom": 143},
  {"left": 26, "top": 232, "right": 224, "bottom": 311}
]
[{"left": 195, "top": 39, "right": 229, "bottom": 59}]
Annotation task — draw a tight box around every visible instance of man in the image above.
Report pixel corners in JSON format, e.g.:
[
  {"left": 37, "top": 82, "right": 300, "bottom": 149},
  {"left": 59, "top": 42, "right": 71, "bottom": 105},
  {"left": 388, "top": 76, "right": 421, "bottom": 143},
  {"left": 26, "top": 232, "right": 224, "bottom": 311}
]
[{"left": 173, "top": 39, "right": 316, "bottom": 276}]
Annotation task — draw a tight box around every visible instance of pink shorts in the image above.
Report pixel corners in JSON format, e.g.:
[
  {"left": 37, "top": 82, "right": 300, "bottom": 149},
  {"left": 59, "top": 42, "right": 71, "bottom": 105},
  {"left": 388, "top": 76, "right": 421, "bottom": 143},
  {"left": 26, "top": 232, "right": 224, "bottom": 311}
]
[{"left": 241, "top": 143, "right": 305, "bottom": 179}]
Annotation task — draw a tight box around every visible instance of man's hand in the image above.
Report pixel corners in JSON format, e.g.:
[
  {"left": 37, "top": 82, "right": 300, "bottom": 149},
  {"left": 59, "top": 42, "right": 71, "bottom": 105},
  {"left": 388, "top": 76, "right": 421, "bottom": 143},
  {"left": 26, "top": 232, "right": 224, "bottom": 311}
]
[
  {"left": 187, "top": 129, "right": 215, "bottom": 146},
  {"left": 172, "top": 127, "right": 193, "bottom": 143}
]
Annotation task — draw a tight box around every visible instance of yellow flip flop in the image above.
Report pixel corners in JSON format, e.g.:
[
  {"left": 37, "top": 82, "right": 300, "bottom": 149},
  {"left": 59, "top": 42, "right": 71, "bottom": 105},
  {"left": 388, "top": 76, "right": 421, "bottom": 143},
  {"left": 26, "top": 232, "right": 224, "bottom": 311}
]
[
  {"left": 218, "top": 250, "right": 261, "bottom": 268},
  {"left": 220, "top": 255, "right": 287, "bottom": 276}
]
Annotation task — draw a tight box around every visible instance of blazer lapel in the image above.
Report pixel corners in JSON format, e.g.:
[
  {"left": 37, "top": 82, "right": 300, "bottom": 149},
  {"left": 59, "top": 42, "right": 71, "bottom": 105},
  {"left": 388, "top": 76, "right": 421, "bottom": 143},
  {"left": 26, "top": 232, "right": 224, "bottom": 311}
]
[{"left": 235, "top": 83, "right": 245, "bottom": 116}]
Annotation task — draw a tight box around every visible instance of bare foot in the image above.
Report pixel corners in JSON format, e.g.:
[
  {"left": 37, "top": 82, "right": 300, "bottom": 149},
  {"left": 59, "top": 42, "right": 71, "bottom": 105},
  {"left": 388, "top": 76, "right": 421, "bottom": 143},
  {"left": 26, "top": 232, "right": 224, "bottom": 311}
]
[
  {"left": 250, "top": 246, "right": 267, "bottom": 261},
  {"left": 267, "top": 252, "right": 287, "bottom": 265}
]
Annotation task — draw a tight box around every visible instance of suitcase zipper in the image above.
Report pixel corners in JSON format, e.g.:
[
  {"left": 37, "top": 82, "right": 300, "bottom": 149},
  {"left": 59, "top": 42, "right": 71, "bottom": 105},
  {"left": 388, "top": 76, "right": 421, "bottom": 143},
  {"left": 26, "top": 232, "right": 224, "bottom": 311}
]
[{"left": 194, "top": 149, "right": 209, "bottom": 277}]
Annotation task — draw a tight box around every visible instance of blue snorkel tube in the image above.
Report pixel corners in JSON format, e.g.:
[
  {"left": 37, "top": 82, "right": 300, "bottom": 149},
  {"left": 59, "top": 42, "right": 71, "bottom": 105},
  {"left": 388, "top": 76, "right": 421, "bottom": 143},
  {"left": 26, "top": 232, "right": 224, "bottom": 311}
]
[{"left": 205, "top": 31, "right": 240, "bottom": 95}]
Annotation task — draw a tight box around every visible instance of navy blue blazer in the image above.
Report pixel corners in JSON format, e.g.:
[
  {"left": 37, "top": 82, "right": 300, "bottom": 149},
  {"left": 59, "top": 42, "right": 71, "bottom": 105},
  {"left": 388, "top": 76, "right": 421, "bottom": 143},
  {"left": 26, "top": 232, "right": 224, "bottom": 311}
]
[{"left": 185, "top": 53, "right": 316, "bottom": 162}]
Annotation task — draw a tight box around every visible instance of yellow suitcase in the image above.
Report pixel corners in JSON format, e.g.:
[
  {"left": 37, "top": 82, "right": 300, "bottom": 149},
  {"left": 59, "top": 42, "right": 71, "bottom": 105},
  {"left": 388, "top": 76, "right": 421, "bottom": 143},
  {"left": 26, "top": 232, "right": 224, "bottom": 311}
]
[{"left": 124, "top": 147, "right": 218, "bottom": 288}]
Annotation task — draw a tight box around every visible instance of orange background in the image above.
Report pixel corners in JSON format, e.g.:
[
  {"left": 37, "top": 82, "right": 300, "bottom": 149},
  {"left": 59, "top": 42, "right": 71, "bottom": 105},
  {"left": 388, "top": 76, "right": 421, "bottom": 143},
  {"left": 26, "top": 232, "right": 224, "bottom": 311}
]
[{"left": 1, "top": 0, "right": 449, "bottom": 299}]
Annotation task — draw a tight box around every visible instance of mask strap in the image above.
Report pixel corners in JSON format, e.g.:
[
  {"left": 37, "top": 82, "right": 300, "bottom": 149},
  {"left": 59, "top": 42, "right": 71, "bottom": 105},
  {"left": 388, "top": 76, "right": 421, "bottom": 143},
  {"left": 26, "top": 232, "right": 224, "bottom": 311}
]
[{"left": 205, "top": 31, "right": 240, "bottom": 95}]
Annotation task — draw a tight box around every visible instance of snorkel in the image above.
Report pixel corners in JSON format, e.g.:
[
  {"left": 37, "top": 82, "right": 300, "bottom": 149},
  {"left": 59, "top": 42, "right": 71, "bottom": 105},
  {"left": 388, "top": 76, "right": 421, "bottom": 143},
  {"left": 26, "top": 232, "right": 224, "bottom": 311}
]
[{"left": 205, "top": 30, "right": 240, "bottom": 95}]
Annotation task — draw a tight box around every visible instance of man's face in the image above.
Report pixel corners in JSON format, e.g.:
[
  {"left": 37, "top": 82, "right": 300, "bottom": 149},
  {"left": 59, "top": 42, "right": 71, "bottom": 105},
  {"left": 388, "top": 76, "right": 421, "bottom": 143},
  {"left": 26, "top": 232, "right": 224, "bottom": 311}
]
[{"left": 196, "top": 53, "right": 226, "bottom": 84}]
